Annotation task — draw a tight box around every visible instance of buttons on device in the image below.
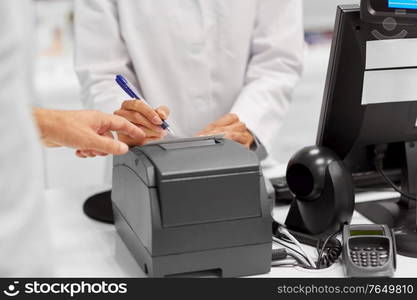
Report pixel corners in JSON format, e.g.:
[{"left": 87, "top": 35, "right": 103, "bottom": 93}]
[
  {"left": 344, "top": 225, "right": 395, "bottom": 277},
  {"left": 349, "top": 246, "right": 389, "bottom": 268}
]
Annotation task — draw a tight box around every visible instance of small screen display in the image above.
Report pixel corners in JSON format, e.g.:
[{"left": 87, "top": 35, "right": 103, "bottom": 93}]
[
  {"left": 389, "top": 0, "right": 417, "bottom": 9},
  {"left": 350, "top": 230, "right": 384, "bottom": 236}
]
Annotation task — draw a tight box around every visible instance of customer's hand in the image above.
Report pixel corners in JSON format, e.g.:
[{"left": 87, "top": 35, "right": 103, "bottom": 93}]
[
  {"left": 114, "top": 100, "right": 170, "bottom": 145},
  {"left": 33, "top": 108, "right": 145, "bottom": 157},
  {"left": 196, "top": 113, "right": 254, "bottom": 148}
]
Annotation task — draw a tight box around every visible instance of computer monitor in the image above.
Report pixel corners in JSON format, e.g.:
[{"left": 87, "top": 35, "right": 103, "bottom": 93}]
[{"left": 317, "top": 4, "right": 417, "bottom": 257}]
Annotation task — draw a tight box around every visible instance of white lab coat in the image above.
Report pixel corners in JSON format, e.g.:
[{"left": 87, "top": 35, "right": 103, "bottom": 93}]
[
  {"left": 0, "top": 1, "right": 51, "bottom": 276},
  {"left": 74, "top": 0, "right": 304, "bottom": 157}
]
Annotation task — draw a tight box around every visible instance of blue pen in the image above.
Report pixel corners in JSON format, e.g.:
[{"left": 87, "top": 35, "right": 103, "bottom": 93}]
[{"left": 115, "top": 74, "right": 173, "bottom": 134}]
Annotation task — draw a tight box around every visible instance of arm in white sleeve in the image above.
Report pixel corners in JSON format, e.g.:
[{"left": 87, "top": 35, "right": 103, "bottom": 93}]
[
  {"left": 74, "top": 0, "right": 139, "bottom": 114},
  {"left": 231, "top": 0, "right": 304, "bottom": 154}
]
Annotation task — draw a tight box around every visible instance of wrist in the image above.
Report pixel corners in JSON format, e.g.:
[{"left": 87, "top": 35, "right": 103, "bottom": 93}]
[
  {"left": 248, "top": 130, "right": 267, "bottom": 161},
  {"left": 33, "top": 108, "right": 59, "bottom": 145}
]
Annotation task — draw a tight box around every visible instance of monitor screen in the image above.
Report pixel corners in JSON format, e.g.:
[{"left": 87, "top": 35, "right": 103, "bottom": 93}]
[{"left": 389, "top": 0, "right": 417, "bottom": 9}]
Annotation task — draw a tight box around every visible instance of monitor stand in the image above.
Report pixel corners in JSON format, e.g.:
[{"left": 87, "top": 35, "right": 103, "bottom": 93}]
[
  {"left": 355, "top": 197, "right": 417, "bottom": 257},
  {"left": 356, "top": 142, "right": 417, "bottom": 258}
]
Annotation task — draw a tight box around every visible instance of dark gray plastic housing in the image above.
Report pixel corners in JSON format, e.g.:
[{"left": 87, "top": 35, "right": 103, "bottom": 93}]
[{"left": 112, "top": 137, "right": 272, "bottom": 277}]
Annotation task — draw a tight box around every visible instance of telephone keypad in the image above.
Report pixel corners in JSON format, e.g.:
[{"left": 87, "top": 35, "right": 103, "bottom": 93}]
[{"left": 349, "top": 246, "right": 389, "bottom": 268}]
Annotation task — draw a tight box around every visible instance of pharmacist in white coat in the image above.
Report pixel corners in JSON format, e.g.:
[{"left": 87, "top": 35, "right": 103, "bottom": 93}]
[
  {"left": 0, "top": 0, "right": 51, "bottom": 276},
  {"left": 74, "top": 0, "right": 304, "bottom": 162},
  {"left": 0, "top": 1, "right": 145, "bottom": 276}
]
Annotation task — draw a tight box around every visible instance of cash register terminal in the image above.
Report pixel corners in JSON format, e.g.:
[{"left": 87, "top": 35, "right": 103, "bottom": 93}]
[
  {"left": 274, "top": 0, "right": 417, "bottom": 266},
  {"left": 317, "top": 0, "right": 417, "bottom": 258}
]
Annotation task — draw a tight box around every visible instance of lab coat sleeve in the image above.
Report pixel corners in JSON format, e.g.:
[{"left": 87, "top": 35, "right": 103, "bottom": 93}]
[
  {"left": 74, "top": 0, "right": 139, "bottom": 114},
  {"left": 230, "top": 0, "right": 304, "bottom": 154},
  {"left": 0, "top": 1, "right": 52, "bottom": 276}
]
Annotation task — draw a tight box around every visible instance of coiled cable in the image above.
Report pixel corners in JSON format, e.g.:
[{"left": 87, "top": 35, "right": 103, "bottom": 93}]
[
  {"left": 316, "top": 232, "right": 342, "bottom": 268},
  {"left": 272, "top": 221, "right": 342, "bottom": 270}
]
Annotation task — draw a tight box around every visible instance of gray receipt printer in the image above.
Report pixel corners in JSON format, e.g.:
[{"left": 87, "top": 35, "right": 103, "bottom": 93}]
[{"left": 112, "top": 136, "right": 272, "bottom": 277}]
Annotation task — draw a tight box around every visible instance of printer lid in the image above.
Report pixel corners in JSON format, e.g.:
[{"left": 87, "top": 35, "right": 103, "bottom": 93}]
[{"left": 133, "top": 137, "right": 260, "bottom": 180}]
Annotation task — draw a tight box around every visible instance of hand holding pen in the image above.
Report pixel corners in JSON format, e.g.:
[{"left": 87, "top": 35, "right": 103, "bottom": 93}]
[{"left": 114, "top": 75, "right": 174, "bottom": 145}]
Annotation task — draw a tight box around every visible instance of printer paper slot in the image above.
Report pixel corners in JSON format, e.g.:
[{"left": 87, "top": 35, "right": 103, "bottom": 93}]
[
  {"left": 160, "top": 139, "right": 218, "bottom": 150},
  {"left": 147, "top": 135, "right": 224, "bottom": 150}
]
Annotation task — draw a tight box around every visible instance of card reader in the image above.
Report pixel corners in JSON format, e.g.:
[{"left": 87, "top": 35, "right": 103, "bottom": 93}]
[{"left": 343, "top": 224, "right": 397, "bottom": 277}]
